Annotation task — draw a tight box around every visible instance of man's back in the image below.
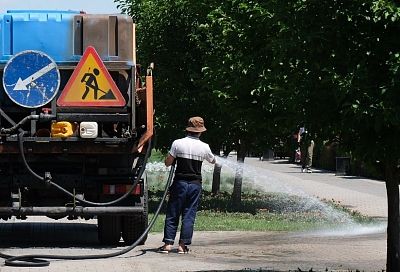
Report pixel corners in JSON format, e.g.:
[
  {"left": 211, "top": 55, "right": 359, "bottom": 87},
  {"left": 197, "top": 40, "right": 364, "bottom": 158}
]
[{"left": 170, "top": 136, "right": 214, "bottom": 183}]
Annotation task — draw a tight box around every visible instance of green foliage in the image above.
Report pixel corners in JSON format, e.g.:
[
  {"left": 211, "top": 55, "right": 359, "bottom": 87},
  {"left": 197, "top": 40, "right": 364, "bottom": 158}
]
[
  {"left": 116, "top": 0, "right": 221, "bottom": 150},
  {"left": 115, "top": 0, "right": 288, "bottom": 152},
  {"left": 115, "top": 0, "right": 400, "bottom": 175},
  {"left": 148, "top": 149, "right": 166, "bottom": 163},
  {"left": 146, "top": 162, "right": 263, "bottom": 194}
]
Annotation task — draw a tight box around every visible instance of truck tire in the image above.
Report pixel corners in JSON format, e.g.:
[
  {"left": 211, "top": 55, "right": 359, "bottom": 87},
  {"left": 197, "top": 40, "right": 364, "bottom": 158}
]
[
  {"left": 122, "top": 173, "right": 148, "bottom": 245},
  {"left": 121, "top": 213, "right": 148, "bottom": 245},
  {"left": 98, "top": 215, "right": 122, "bottom": 245}
]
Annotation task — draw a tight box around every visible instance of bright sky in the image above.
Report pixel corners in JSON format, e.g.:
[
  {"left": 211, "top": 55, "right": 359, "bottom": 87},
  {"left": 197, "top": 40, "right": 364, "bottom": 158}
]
[{"left": 0, "top": 0, "right": 121, "bottom": 14}]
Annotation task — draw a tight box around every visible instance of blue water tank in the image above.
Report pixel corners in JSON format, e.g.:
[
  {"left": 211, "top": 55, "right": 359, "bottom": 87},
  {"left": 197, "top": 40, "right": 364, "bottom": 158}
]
[{"left": 0, "top": 10, "right": 79, "bottom": 63}]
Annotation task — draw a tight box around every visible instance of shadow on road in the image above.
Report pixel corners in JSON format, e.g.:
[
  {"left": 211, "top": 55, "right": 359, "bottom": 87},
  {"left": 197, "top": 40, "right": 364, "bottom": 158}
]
[{"left": 0, "top": 221, "right": 117, "bottom": 248}]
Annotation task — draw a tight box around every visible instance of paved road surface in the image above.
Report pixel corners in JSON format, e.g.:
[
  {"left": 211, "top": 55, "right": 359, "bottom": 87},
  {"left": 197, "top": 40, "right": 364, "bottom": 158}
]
[
  {"left": 0, "top": 159, "right": 388, "bottom": 271},
  {"left": 243, "top": 158, "right": 387, "bottom": 219}
]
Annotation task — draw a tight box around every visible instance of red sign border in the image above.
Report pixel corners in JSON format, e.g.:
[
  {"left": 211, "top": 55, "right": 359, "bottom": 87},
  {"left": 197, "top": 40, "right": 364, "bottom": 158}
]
[{"left": 57, "top": 46, "right": 126, "bottom": 107}]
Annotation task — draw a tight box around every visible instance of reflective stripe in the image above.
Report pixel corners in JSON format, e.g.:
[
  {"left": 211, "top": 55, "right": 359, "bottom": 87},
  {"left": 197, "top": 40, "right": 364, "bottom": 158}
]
[{"left": 109, "top": 185, "right": 115, "bottom": 194}]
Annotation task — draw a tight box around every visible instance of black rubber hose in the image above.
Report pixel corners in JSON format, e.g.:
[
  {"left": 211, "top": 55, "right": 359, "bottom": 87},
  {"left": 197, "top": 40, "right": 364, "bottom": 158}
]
[
  {"left": 1, "top": 115, "right": 39, "bottom": 134},
  {"left": 18, "top": 131, "right": 151, "bottom": 206},
  {"left": 0, "top": 163, "right": 175, "bottom": 267},
  {"left": 1, "top": 114, "right": 56, "bottom": 134},
  {"left": 0, "top": 107, "right": 18, "bottom": 127}
]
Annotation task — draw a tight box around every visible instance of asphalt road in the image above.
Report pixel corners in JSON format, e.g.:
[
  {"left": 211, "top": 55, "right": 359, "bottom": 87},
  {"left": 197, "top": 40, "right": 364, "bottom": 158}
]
[{"left": 0, "top": 158, "right": 388, "bottom": 271}]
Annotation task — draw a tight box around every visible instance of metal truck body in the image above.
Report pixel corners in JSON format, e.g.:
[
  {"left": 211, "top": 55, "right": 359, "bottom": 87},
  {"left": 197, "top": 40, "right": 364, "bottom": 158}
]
[{"left": 0, "top": 10, "right": 153, "bottom": 245}]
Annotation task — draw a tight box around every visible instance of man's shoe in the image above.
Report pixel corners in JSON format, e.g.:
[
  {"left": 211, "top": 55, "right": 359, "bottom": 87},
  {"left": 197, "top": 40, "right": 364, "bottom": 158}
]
[
  {"left": 301, "top": 168, "right": 305, "bottom": 173},
  {"left": 307, "top": 169, "right": 312, "bottom": 173},
  {"left": 157, "top": 246, "right": 172, "bottom": 254},
  {"left": 178, "top": 245, "right": 190, "bottom": 254}
]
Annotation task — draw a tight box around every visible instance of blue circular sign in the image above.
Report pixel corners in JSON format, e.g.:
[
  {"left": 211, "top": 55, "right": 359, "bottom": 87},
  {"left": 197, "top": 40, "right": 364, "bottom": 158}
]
[{"left": 2, "top": 50, "right": 60, "bottom": 108}]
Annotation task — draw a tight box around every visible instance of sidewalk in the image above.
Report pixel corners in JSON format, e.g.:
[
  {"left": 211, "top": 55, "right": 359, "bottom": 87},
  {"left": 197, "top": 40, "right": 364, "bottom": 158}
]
[{"left": 243, "top": 157, "right": 388, "bottom": 219}]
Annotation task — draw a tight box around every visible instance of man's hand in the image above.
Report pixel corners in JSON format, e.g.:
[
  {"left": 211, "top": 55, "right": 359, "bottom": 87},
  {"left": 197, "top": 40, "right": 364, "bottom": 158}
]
[{"left": 165, "top": 154, "right": 175, "bottom": 167}]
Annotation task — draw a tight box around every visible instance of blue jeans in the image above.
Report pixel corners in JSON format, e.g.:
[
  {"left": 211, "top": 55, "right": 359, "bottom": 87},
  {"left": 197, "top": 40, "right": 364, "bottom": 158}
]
[{"left": 163, "top": 180, "right": 202, "bottom": 245}]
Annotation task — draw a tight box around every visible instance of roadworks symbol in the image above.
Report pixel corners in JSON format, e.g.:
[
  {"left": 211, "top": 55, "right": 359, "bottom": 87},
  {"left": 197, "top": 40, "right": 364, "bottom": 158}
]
[{"left": 57, "top": 46, "right": 126, "bottom": 107}]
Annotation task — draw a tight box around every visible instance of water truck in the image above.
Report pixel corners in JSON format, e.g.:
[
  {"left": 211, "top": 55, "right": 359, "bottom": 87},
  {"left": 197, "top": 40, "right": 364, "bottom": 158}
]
[{"left": 0, "top": 10, "right": 153, "bottom": 245}]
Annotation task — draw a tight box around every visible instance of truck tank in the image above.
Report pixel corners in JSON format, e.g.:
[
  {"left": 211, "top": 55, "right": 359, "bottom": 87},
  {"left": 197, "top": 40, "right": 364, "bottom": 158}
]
[{"left": 0, "top": 10, "right": 153, "bottom": 245}]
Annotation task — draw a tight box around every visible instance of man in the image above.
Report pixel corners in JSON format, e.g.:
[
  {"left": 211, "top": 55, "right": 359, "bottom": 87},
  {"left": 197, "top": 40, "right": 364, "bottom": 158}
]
[
  {"left": 299, "top": 126, "right": 315, "bottom": 173},
  {"left": 158, "top": 116, "right": 216, "bottom": 254}
]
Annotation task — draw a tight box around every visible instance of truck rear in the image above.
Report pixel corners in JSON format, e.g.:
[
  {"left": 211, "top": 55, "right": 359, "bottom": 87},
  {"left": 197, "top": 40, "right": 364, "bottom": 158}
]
[{"left": 0, "top": 10, "right": 153, "bottom": 245}]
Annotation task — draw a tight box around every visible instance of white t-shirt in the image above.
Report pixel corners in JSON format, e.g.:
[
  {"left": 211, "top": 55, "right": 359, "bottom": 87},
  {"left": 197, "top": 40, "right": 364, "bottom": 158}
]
[{"left": 169, "top": 136, "right": 215, "bottom": 183}]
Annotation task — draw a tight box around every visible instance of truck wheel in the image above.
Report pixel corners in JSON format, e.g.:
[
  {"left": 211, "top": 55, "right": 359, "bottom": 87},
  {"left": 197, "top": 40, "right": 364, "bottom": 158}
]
[
  {"left": 121, "top": 214, "right": 148, "bottom": 245},
  {"left": 122, "top": 173, "right": 148, "bottom": 245},
  {"left": 98, "top": 215, "right": 122, "bottom": 245}
]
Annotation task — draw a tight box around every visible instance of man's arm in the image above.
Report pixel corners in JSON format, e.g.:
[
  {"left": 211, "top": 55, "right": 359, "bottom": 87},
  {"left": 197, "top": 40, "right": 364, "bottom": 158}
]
[
  {"left": 165, "top": 154, "right": 175, "bottom": 167},
  {"left": 210, "top": 156, "right": 216, "bottom": 164},
  {"left": 205, "top": 146, "right": 216, "bottom": 164}
]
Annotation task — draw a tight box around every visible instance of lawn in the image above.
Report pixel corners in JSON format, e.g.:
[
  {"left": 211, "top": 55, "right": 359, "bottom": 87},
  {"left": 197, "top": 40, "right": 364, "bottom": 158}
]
[
  {"left": 148, "top": 190, "right": 375, "bottom": 233},
  {"left": 146, "top": 156, "right": 376, "bottom": 233}
]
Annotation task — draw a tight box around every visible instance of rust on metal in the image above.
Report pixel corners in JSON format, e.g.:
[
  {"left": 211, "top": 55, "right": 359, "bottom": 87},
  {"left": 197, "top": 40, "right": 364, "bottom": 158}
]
[{"left": 133, "top": 75, "right": 154, "bottom": 153}]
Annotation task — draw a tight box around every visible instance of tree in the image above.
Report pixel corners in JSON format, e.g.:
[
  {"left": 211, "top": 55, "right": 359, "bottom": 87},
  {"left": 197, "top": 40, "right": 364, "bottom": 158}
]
[
  {"left": 339, "top": 2, "right": 400, "bottom": 269},
  {"left": 194, "top": 0, "right": 287, "bottom": 204},
  {"left": 273, "top": 1, "right": 400, "bottom": 270},
  {"left": 115, "top": 0, "right": 222, "bottom": 151},
  {"left": 117, "top": 0, "right": 284, "bottom": 205}
]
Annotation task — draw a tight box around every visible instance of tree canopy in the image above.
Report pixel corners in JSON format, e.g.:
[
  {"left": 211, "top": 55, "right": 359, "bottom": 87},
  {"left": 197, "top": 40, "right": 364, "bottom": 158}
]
[{"left": 114, "top": 0, "right": 400, "bottom": 159}]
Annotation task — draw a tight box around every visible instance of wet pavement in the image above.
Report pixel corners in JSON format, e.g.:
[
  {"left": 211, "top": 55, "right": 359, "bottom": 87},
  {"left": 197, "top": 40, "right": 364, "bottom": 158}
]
[{"left": 244, "top": 158, "right": 387, "bottom": 219}]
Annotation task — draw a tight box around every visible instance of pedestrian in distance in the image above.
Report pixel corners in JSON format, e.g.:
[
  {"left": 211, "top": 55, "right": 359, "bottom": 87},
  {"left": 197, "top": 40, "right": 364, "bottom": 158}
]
[
  {"left": 158, "top": 116, "right": 216, "bottom": 254},
  {"left": 299, "top": 126, "right": 315, "bottom": 173}
]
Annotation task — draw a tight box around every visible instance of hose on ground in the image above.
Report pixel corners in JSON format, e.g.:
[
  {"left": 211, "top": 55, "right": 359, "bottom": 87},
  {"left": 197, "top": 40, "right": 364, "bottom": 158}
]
[{"left": 0, "top": 163, "right": 175, "bottom": 267}]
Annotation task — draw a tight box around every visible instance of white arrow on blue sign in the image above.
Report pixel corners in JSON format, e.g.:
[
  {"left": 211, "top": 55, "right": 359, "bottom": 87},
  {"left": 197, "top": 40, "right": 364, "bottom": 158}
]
[{"left": 2, "top": 50, "right": 60, "bottom": 108}]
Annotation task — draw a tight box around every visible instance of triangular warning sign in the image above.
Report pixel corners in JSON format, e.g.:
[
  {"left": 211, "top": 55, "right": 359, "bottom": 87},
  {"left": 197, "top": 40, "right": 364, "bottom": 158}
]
[{"left": 57, "top": 46, "right": 126, "bottom": 107}]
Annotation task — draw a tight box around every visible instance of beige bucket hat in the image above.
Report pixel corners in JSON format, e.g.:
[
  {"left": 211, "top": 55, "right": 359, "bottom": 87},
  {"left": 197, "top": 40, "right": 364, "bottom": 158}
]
[{"left": 186, "top": 116, "right": 207, "bottom": 133}]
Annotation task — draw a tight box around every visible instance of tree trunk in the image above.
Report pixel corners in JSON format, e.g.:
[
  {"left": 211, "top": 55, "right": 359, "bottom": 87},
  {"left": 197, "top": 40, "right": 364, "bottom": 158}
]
[
  {"left": 385, "top": 164, "right": 400, "bottom": 272},
  {"left": 232, "top": 141, "right": 246, "bottom": 208},
  {"left": 211, "top": 162, "right": 222, "bottom": 195}
]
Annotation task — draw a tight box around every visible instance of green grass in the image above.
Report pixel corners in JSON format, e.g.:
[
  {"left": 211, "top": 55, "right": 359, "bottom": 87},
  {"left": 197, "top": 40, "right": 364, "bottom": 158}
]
[
  {"left": 146, "top": 161, "right": 377, "bottom": 233},
  {"left": 149, "top": 210, "right": 332, "bottom": 233},
  {"left": 148, "top": 190, "right": 376, "bottom": 233}
]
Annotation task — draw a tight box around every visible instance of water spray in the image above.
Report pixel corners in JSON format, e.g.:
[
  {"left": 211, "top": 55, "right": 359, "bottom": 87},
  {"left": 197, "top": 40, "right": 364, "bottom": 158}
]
[{"left": 205, "top": 156, "right": 386, "bottom": 236}]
